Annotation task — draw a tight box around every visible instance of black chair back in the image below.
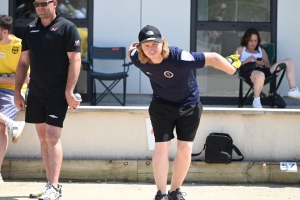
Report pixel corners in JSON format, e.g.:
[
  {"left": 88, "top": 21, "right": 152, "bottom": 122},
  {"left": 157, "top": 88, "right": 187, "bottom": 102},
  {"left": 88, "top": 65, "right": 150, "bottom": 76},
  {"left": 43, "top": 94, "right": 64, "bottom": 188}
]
[{"left": 90, "top": 47, "right": 126, "bottom": 60}]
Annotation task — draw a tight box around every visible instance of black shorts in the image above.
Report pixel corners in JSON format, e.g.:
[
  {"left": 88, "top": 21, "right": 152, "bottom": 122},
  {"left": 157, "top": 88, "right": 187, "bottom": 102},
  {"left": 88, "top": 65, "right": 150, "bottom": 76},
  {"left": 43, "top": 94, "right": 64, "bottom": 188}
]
[
  {"left": 25, "top": 93, "right": 68, "bottom": 128},
  {"left": 148, "top": 101, "right": 203, "bottom": 142},
  {"left": 244, "top": 67, "right": 272, "bottom": 84}
]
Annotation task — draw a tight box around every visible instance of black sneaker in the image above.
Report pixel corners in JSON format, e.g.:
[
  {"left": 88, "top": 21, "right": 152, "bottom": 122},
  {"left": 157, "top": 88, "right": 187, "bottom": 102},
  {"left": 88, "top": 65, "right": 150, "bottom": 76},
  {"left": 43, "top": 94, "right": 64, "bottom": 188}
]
[
  {"left": 168, "top": 188, "right": 186, "bottom": 200},
  {"left": 154, "top": 190, "right": 168, "bottom": 200}
]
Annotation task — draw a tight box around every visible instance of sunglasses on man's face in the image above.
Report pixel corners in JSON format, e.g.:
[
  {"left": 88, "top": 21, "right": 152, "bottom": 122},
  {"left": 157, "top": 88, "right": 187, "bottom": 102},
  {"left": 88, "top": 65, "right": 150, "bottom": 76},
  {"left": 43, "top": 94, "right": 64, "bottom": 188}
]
[{"left": 33, "top": 0, "right": 54, "bottom": 8}]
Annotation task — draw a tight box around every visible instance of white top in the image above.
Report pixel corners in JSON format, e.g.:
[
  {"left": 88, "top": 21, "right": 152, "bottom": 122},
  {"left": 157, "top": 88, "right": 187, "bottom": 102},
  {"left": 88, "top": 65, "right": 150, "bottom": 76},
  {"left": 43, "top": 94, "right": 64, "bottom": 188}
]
[{"left": 240, "top": 46, "right": 263, "bottom": 62}]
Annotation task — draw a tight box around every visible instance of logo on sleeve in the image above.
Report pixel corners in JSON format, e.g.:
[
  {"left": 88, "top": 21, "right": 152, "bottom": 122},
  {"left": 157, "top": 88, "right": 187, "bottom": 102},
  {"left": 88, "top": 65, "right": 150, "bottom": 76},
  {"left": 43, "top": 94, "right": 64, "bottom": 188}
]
[
  {"left": 164, "top": 71, "right": 174, "bottom": 78},
  {"left": 50, "top": 26, "right": 59, "bottom": 31},
  {"left": 74, "top": 40, "right": 81, "bottom": 46},
  {"left": 12, "top": 46, "right": 19, "bottom": 54},
  {"left": 181, "top": 50, "right": 195, "bottom": 61}
]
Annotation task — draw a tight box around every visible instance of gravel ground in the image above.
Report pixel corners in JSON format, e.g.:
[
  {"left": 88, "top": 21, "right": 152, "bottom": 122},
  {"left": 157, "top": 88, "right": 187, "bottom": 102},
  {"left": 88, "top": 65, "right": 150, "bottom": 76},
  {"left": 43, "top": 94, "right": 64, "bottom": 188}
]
[{"left": 1, "top": 181, "right": 300, "bottom": 200}]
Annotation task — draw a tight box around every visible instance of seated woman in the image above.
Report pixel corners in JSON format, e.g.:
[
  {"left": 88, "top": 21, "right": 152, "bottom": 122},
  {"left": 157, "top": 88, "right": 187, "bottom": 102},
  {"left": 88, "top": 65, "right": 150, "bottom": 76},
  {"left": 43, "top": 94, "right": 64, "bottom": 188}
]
[{"left": 236, "top": 28, "right": 300, "bottom": 108}]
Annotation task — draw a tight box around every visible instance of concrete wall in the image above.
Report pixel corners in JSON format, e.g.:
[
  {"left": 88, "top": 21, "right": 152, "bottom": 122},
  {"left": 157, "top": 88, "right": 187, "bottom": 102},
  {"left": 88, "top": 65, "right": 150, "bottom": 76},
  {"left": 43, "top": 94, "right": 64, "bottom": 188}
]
[
  {"left": 6, "top": 107, "right": 300, "bottom": 162},
  {"left": 4, "top": 159, "right": 300, "bottom": 183},
  {"left": 277, "top": 0, "right": 300, "bottom": 96}
]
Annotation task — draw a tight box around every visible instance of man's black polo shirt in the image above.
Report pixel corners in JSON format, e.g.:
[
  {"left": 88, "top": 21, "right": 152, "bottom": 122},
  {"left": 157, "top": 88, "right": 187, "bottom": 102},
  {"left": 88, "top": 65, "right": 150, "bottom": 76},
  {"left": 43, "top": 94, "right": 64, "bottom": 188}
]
[{"left": 22, "top": 15, "right": 81, "bottom": 97}]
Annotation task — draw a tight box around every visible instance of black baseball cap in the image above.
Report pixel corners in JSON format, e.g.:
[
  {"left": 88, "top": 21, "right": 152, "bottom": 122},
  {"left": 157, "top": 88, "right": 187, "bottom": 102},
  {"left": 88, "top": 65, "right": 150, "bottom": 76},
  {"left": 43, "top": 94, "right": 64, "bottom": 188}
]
[{"left": 138, "top": 25, "right": 162, "bottom": 44}]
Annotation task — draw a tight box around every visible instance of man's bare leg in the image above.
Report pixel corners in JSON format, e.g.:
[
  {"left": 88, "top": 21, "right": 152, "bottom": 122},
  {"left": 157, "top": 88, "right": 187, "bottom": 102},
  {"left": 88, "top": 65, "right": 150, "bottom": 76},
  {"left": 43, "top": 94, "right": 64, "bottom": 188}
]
[{"left": 36, "top": 123, "right": 63, "bottom": 188}]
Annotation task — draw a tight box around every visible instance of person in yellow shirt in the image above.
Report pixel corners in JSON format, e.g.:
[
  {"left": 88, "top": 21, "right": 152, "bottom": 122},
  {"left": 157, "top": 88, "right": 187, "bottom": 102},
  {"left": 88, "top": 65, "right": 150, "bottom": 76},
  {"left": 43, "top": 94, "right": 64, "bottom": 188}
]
[
  {"left": 0, "top": 14, "right": 30, "bottom": 183},
  {"left": 77, "top": 27, "right": 88, "bottom": 58}
]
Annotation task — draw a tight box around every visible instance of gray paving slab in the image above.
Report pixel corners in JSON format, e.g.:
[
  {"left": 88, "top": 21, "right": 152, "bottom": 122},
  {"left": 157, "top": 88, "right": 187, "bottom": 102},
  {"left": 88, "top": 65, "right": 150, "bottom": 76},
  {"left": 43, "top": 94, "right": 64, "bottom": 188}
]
[{"left": 1, "top": 181, "right": 300, "bottom": 200}]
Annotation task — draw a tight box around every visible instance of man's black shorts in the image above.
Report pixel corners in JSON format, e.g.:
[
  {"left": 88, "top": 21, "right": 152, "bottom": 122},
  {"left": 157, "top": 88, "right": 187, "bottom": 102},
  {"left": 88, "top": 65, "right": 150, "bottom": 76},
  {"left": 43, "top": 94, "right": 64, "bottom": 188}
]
[
  {"left": 25, "top": 93, "right": 68, "bottom": 128},
  {"left": 148, "top": 100, "right": 203, "bottom": 142}
]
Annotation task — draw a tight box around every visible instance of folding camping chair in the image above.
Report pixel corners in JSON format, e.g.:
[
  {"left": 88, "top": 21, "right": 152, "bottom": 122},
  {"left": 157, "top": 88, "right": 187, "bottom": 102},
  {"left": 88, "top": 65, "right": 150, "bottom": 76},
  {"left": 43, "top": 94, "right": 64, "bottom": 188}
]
[{"left": 82, "top": 46, "right": 133, "bottom": 106}]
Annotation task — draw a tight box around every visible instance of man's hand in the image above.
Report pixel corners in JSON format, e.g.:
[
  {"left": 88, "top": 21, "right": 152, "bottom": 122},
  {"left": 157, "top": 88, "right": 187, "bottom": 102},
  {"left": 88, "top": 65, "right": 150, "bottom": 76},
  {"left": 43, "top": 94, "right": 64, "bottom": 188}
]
[
  {"left": 65, "top": 93, "right": 82, "bottom": 110},
  {"left": 14, "top": 92, "right": 26, "bottom": 110}
]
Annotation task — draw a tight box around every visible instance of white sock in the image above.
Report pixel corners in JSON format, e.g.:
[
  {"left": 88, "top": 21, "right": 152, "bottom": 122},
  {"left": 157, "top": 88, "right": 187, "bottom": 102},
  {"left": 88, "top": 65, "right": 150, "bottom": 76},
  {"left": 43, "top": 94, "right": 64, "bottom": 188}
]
[
  {"left": 254, "top": 97, "right": 260, "bottom": 102},
  {"left": 5, "top": 119, "right": 14, "bottom": 127},
  {"left": 289, "top": 87, "right": 298, "bottom": 91}
]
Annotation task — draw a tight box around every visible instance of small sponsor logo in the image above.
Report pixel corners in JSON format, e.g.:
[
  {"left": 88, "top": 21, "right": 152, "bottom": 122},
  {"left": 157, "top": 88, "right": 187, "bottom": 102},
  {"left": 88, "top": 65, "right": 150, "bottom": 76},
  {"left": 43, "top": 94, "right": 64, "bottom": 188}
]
[
  {"left": 30, "top": 30, "right": 40, "bottom": 33},
  {"left": 12, "top": 46, "right": 19, "bottom": 54},
  {"left": 164, "top": 71, "right": 174, "bottom": 78},
  {"left": 74, "top": 40, "right": 81, "bottom": 46},
  {"left": 50, "top": 26, "right": 59, "bottom": 31},
  {"left": 0, "top": 53, "right": 5, "bottom": 58},
  {"left": 49, "top": 115, "right": 58, "bottom": 118},
  {"left": 29, "top": 24, "right": 36, "bottom": 28},
  {"left": 146, "top": 72, "right": 152, "bottom": 75}
]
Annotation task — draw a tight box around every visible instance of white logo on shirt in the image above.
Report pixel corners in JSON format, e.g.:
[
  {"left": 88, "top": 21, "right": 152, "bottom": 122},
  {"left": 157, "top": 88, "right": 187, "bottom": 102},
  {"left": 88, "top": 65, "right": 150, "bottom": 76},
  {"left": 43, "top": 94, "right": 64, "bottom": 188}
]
[
  {"left": 181, "top": 50, "right": 195, "bottom": 61},
  {"left": 74, "top": 40, "right": 80, "bottom": 46},
  {"left": 0, "top": 53, "right": 5, "bottom": 58},
  {"left": 49, "top": 115, "right": 58, "bottom": 118},
  {"left": 131, "top": 49, "right": 137, "bottom": 56},
  {"left": 146, "top": 72, "right": 152, "bottom": 75},
  {"left": 30, "top": 30, "right": 40, "bottom": 33},
  {"left": 50, "top": 26, "right": 59, "bottom": 31}
]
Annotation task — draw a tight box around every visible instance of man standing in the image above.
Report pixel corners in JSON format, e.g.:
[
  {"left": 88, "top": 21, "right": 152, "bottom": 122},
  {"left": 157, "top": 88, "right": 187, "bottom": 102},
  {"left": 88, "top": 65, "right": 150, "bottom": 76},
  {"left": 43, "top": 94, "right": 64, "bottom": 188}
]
[
  {"left": 0, "top": 14, "right": 29, "bottom": 183},
  {"left": 127, "top": 25, "right": 240, "bottom": 200},
  {"left": 14, "top": 1, "right": 81, "bottom": 199}
]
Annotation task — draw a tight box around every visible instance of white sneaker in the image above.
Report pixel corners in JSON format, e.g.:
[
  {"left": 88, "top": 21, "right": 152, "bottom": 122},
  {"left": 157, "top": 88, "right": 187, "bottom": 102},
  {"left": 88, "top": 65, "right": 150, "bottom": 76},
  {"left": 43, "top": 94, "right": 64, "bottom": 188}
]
[
  {"left": 38, "top": 185, "right": 61, "bottom": 200},
  {"left": 30, "top": 182, "right": 62, "bottom": 198},
  {"left": 7, "top": 121, "right": 25, "bottom": 143},
  {"left": 0, "top": 173, "right": 3, "bottom": 184},
  {"left": 287, "top": 87, "right": 300, "bottom": 99},
  {"left": 252, "top": 100, "right": 263, "bottom": 108},
  {"left": 30, "top": 181, "right": 50, "bottom": 198}
]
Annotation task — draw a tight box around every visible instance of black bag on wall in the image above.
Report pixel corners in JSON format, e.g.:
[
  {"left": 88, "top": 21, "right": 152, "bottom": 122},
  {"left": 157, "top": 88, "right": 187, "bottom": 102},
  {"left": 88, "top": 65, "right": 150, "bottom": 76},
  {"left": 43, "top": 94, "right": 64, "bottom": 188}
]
[{"left": 192, "top": 133, "right": 244, "bottom": 164}]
